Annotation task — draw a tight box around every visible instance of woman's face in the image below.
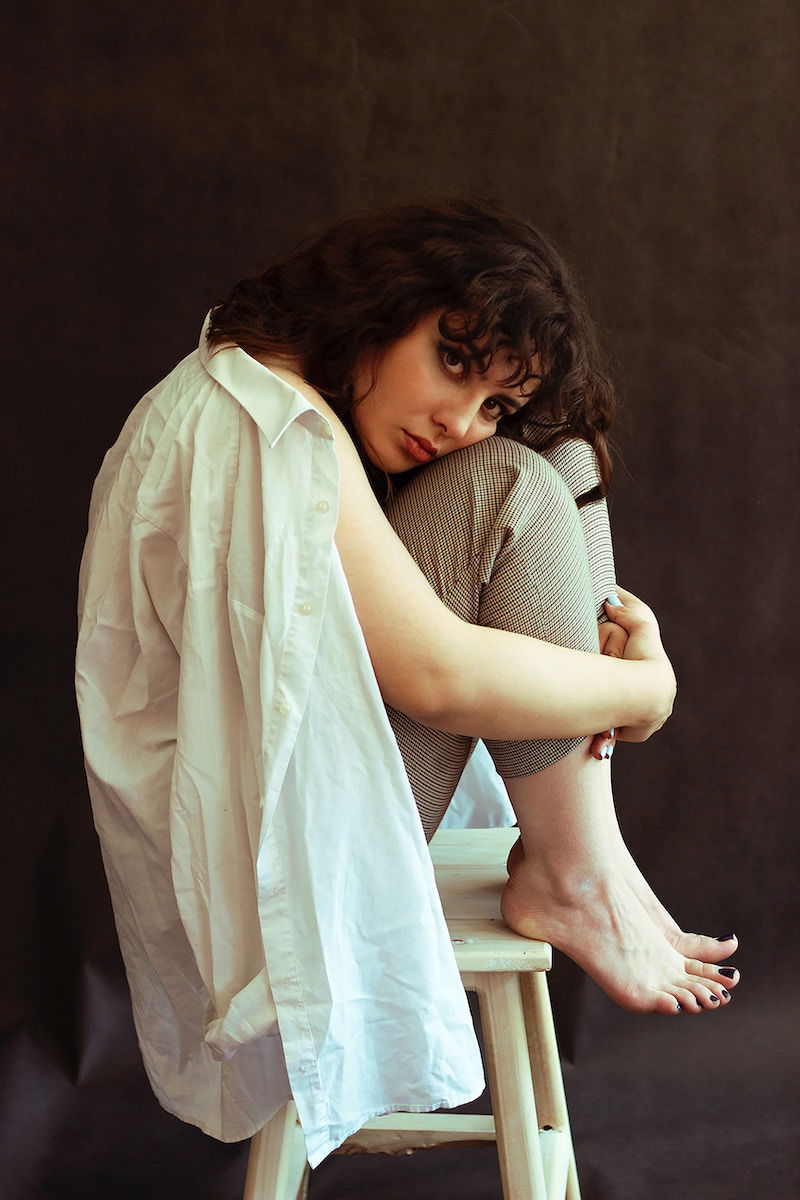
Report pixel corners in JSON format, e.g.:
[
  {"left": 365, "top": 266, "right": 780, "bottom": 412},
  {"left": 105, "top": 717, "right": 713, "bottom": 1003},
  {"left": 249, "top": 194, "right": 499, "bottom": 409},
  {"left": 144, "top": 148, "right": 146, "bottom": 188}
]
[{"left": 351, "top": 311, "right": 535, "bottom": 474}]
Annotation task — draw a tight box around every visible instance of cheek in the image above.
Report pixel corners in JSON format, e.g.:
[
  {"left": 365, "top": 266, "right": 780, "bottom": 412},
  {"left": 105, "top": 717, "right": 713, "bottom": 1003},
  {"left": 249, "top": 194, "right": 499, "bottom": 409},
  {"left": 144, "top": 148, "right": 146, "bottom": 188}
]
[
  {"left": 352, "top": 391, "right": 383, "bottom": 433},
  {"left": 455, "top": 424, "right": 496, "bottom": 451},
  {"left": 349, "top": 404, "right": 374, "bottom": 455}
]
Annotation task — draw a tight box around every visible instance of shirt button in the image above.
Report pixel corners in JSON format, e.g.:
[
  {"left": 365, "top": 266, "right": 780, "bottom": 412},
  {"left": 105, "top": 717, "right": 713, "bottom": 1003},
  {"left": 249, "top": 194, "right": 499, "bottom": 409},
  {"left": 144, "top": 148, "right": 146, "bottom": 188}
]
[
  {"left": 297, "top": 602, "right": 314, "bottom": 616},
  {"left": 315, "top": 499, "right": 330, "bottom": 513},
  {"left": 274, "top": 700, "right": 290, "bottom": 716}
]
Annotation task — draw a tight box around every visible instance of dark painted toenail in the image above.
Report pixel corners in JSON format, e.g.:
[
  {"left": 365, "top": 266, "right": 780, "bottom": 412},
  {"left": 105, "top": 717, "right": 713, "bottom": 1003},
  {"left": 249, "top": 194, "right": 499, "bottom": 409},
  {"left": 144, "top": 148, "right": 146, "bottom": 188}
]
[
  {"left": 718, "top": 967, "right": 736, "bottom": 978},
  {"left": 716, "top": 933, "right": 735, "bottom": 941},
  {"left": 721, "top": 988, "right": 731, "bottom": 999},
  {"left": 676, "top": 1002, "right": 683, "bottom": 1011},
  {"left": 708, "top": 994, "right": 720, "bottom": 1003}
]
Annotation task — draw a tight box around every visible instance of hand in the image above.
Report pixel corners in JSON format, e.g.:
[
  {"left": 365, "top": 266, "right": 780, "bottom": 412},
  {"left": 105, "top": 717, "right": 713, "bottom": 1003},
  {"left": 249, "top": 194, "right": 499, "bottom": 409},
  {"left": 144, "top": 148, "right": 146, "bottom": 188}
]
[
  {"left": 589, "top": 617, "right": 628, "bottom": 760},
  {"left": 603, "top": 586, "right": 676, "bottom": 744}
]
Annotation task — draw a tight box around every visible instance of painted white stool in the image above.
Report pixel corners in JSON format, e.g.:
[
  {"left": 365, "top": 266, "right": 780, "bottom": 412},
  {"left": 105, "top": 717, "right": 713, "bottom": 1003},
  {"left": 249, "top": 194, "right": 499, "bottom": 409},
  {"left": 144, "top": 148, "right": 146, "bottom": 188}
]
[{"left": 244, "top": 827, "right": 580, "bottom": 1200}]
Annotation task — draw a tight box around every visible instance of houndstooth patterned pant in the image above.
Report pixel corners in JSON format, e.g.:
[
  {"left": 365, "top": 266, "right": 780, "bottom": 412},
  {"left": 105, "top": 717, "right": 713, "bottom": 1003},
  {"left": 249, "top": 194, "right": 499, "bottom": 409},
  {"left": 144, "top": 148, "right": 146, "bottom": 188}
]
[{"left": 385, "top": 436, "right": 617, "bottom": 841}]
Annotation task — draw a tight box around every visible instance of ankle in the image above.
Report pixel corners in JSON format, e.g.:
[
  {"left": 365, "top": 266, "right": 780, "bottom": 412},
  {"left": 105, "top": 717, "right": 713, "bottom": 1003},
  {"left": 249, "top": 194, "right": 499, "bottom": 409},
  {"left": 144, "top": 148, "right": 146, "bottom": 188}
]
[{"left": 512, "top": 851, "right": 611, "bottom": 909}]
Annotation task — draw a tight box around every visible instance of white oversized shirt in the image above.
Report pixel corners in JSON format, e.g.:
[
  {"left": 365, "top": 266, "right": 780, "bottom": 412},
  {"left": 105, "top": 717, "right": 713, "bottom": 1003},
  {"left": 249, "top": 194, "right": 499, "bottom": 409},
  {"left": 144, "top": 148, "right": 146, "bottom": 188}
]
[{"left": 74, "top": 318, "right": 485, "bottom": 1166}]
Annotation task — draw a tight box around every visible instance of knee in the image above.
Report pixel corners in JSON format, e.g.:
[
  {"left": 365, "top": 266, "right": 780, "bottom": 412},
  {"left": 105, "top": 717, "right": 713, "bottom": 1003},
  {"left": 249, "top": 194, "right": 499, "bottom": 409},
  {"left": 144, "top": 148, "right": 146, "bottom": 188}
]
[
  {"left": 445, "top": 435, "right": 540, "bottom": 477},
  {"left": 434, "top": 436, "right": 577, "bottom": 513},
  {"left": 468, "top": 437, "right": 582, "bottom": 535},
  {"left": 386, "top": 435, "right": 580, "bottom": 554}
]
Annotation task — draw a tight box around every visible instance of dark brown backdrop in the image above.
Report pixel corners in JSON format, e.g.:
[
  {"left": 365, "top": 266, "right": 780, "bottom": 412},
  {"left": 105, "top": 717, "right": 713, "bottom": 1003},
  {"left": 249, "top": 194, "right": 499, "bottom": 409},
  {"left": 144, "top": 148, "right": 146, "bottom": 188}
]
[{"left": 3, "top": 2, "right": 799, "bottom": 1198}]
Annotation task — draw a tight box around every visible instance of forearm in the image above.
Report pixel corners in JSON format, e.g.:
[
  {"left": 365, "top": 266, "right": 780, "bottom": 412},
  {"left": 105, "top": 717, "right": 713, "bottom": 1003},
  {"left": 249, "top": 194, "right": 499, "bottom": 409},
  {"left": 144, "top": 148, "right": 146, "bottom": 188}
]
[
  {"left": 405, "top": 616, "right": 672, "bottom": 740},
  {"left": 288, "top": 386, "right": 672, "bottom": 744}
]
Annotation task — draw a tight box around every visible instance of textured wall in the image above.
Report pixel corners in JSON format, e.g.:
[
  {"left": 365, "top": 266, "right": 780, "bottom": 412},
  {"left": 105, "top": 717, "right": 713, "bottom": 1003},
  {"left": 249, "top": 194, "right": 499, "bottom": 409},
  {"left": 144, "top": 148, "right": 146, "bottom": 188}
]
[{"left": 4, "top": 2, "right": 799, "bottom": 1197}]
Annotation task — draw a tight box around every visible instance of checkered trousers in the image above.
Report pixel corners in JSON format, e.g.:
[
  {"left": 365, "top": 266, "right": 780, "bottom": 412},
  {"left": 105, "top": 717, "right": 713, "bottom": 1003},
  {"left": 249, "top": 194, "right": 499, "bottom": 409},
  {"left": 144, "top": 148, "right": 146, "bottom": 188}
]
[{"left": 384, "top": 436, "right": 617, "bottom": 841}]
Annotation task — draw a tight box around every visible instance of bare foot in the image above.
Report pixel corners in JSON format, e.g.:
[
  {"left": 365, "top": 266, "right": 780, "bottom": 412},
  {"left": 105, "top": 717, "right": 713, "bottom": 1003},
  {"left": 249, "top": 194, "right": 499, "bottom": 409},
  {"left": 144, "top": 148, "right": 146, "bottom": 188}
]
[
  {"left": 610, "top": 832, "right": 739, "bottom": 964},
  {"left": 501, "top": 851, "right": 738, "bottom": 1014},
  {"left": 506, "top": 833, "right": 739, "bottom": 969}
]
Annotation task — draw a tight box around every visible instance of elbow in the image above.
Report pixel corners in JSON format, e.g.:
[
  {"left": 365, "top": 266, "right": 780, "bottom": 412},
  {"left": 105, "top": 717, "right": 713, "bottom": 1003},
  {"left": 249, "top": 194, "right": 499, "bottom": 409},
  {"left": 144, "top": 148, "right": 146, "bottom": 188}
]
[
  {"left": 408, "top": 686, "right": 461, "bottom": 732},
  {"left": 379, "top": 660, "right": 466, "bottom": 733}
]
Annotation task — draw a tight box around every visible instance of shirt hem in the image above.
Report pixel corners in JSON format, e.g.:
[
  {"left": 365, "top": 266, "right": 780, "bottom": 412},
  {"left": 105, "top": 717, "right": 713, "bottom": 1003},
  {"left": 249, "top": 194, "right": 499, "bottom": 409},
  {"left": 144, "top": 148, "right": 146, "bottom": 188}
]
[
  {"left": 152, "top": 1093, "right": 279, "bottom": 1144},
  {"left": 150, "top": 1078, "right": 487, "bottom": 1161},
  {"left": 306, "top": 1079, "right": 486, "bottom": 1168}
]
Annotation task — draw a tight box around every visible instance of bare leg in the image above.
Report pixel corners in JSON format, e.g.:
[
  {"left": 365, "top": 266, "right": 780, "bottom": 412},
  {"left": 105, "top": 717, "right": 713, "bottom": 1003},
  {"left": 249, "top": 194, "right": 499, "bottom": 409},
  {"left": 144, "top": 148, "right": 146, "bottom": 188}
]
[
  {"left": 501, "top": 742, "right": 739, "bottom": 1013},
  {"left": 506, "top": 795, "right": 739, "bottom": 966},
  {"left": 601, "top": 798, "right": 738, "bottom": 962},
  {"left": 534, "top": 438, "right": 738, "bottom": 966},
  {"left": 386, "top": 438, "right": 738, "bottom": 1011}
]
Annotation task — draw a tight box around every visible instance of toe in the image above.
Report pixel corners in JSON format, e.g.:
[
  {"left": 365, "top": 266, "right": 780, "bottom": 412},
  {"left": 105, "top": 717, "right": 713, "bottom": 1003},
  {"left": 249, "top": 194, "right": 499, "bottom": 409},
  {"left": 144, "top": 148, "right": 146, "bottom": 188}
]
[
  {"left": 667, "top": 985, "right": 703, "bottom": 1014},
  {"left": 684, "top": 958, "right": 741, "bottom": 989},
  {"left": 672, "top": 931, "right": 739, "bottom": 963},
  {"left": 704, "top": 932, "right": 738, "bottom": 961},
  {"left": 660, "top": 993, "right": 686, "bottom": 1015},
  {"left": 683, "top": 976, "right": 730, "bottom": 1009}
]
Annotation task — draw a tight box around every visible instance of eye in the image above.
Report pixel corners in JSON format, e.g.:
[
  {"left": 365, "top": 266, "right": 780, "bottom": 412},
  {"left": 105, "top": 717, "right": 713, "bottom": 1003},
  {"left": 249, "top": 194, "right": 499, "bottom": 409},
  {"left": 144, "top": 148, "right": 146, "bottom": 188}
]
[
  {"left": 439, "top": 343, "right": 468, "bottom": 377},
  {"left": 481, "top": 396, "right": 512, "bottom": 421}
]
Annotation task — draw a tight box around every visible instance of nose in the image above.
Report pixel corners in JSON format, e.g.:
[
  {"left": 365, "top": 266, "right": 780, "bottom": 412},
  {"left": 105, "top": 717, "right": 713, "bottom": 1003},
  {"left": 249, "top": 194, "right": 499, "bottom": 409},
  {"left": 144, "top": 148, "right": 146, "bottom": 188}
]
[{"left": 432, "top": 398, "right": 477, "bottom": 441}]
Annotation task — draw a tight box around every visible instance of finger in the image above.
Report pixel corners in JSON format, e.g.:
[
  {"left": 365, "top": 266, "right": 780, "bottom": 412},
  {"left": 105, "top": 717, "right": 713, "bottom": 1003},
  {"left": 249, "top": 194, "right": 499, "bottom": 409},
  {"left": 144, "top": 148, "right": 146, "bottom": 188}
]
[
  {"left": 607, "top": 585, "right": 656, "bottom": 623},
  {"left": 589, "top": 731, "right": 616, "bottom": 760},
  {"left": 603, "top": 596, "right": 650, "bottom": 631},
  {"left": 603, "top": 596, "right": 634, "bottom": 626},
  {"left": 598, "top": 620, "right": 618, "bottom": 648},
  {"left": 613, "top": 585, "right": 639, "bottom": 605},
  {"left": 598, "top": 622, "right": 627, "bottom": 659},
  {"left": 589, "top": 732, "right": 605, "bottom": 759}
]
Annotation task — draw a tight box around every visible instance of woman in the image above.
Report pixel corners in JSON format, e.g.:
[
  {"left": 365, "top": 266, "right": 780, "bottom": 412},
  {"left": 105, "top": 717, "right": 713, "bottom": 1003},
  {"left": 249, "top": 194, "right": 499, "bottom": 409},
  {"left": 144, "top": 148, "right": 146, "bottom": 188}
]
[
  {"left": 75, "top": 197, "right": 738, "bottom": 1161},
  {"left": 207, "top": 197, "right": 739, "bottom": 1015}
]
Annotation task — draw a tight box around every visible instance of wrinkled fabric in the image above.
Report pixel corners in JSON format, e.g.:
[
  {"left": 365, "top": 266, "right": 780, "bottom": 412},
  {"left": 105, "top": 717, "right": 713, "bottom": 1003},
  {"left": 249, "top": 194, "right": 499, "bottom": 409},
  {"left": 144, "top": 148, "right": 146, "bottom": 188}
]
[{"left": 74, "top": 318, "right": 484, "bottom": 1166}]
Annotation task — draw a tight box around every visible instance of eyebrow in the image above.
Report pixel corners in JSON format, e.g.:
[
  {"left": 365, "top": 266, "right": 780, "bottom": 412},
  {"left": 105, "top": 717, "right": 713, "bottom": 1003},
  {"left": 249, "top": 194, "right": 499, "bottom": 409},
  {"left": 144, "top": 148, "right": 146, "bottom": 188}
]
[
  {"left": 444, "top": 336, "right": 539, "bottom": 410},
  {"left": 495, "top": 372, "right": 542, "bottom": 410}
]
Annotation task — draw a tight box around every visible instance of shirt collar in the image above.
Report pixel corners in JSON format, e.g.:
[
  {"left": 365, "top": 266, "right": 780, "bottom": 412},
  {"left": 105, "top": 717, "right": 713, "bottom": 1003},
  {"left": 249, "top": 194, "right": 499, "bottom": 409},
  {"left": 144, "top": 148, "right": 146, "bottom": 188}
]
[{"left": 197, "top": 313, "right": 333, "bottom": 448}]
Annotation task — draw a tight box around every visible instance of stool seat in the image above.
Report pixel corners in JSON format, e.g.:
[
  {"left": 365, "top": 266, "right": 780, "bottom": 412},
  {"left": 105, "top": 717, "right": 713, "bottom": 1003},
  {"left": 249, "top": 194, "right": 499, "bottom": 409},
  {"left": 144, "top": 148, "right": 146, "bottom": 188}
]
[
  {"left": 432, "top": 827, "right": 551, "bottom": 972},
  {"left": 244, "top": 828, "right": 580, "bottom": 1200}
]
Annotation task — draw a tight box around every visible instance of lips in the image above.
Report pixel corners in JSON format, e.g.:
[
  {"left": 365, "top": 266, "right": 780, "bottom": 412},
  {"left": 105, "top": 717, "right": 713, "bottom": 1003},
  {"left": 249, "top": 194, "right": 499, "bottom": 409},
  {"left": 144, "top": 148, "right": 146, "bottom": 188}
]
[{"left": 403, "top": 431, "right": 439, "bottom": 464}]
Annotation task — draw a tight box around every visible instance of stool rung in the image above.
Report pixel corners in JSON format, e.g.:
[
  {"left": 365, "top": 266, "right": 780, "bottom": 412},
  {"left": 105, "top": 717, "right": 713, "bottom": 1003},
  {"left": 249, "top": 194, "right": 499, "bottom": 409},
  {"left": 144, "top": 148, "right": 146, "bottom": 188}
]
[
  {"left": 337, "top": 1113, "right": 571, "bottom": 1179},
  {"left": 337, "top": 1113, "right": 496, "bottom": 1153}
]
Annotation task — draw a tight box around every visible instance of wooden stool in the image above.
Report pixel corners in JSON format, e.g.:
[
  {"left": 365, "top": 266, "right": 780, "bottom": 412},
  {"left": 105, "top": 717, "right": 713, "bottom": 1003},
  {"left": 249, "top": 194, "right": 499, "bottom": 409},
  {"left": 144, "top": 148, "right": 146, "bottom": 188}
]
[{"left": 244, "top": 827, "right": 580, "bottom": 1200}]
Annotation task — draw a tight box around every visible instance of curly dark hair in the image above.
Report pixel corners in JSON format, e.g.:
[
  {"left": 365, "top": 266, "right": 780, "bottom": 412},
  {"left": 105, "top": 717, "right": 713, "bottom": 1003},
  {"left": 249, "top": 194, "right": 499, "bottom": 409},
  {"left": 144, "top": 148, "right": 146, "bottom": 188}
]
[{"left": 207, "top": 197, "right": 616, "bottom": 504}]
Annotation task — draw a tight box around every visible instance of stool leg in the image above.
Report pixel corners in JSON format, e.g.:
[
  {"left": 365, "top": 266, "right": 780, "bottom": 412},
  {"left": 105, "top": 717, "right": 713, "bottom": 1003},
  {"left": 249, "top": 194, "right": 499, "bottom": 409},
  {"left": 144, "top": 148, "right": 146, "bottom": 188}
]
[
  {"left": 520, "top": 971, "right": 581, "bottom": 1200},
  {"left": 476, "top": 972, "right": 548, "bottom": 1200},
  {"left": 244, "top": 1099, "right": 309, "bottom": 1200}
]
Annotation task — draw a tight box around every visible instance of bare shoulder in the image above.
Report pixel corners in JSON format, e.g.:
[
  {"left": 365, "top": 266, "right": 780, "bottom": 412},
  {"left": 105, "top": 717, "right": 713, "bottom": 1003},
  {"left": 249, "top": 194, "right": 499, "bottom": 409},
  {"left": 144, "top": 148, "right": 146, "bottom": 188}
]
[
  {"left": 259, "top": 359, "right": 347, "bottom": 434},
  {"left": 258, "top": 359, "right": 372, "bottom": 501}
]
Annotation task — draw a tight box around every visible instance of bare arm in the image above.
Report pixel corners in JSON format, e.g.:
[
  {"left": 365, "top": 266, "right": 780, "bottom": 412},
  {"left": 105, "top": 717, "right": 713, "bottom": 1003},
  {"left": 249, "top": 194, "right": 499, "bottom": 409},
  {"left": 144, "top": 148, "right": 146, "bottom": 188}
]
[{"left": 271, "top": 366, "right": 675, "bottom": 741}]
